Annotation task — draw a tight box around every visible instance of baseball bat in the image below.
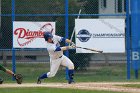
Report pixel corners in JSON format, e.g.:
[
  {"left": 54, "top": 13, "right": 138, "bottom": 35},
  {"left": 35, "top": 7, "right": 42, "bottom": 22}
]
[
  {"left": 70, "top": 9, "right": 81, "bottom": 42},
  {"left": 69, "top": 1, "right": 87, "bottom": 43},
  {"left": 76, "top": 46, "right": 103, "bottom": 53},
  {"left": 69, "top": 9, "right": 82, "bottom": 46}
]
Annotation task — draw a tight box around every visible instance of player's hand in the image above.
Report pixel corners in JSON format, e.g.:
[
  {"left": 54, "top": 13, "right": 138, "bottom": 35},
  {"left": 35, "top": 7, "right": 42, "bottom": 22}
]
[
  {"left": 68, "top": 45, "right": 76, "bottom": 49},
  {"left": 70, "top": 42, "right": 76, "bottom": 48}
]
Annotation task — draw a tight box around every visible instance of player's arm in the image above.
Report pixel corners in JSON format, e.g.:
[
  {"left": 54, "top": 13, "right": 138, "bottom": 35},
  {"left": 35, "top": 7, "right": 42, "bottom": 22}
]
[
  {"left": 61, "top": 37, "right": 73, "bottom": 44},
  {"left": 61, "top": 46, "right": 73, "bottom": 51},
  {"left": 55, "top": 46, "right": 74, "bottom": 51},
  {"left": 0, "top": 64, "right": 16, "bottom": 76},
  {"left": 56, "top": 35, "right": 75, "bottom": 45},
  {"left": 0, "top": 64, "right": 6, "bottom": 72},
  {"left": 55, "top": 35, "right": 71, "bottom": 44},
  {"left": 65, "top": 39, "right": 72, "bottom": 44},
  {"left": 61, "top": 37, "right": 76, "bottom": 47},
  {"left": 47, "top": 45, "right": 72, "bottom": 52}
]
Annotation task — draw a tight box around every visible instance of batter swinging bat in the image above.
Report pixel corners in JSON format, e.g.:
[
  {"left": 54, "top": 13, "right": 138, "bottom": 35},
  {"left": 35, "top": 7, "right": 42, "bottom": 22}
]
[{"left": 76, "top": 46, "right": 103, "bottom": 53}]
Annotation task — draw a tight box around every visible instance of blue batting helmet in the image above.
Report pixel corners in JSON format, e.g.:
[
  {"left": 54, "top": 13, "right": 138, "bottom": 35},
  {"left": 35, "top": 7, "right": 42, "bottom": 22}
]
[{"left": 44, "top": 32, "right": 53, "bottom": 41}]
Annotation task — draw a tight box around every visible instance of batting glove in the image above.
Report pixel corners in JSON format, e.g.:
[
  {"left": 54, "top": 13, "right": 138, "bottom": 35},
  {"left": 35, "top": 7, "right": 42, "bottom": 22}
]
[
  {"left": 70, "top": 42, "right": 76, "bottom": 47},
  {"left": 67, "top": 46, "right": 75, "bottom": 49}
]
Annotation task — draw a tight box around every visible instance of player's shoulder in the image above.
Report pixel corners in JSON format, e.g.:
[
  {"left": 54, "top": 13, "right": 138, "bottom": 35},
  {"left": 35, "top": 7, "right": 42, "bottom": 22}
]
[
  {"left": 46, "top": 42, "right": 53, "bottom": 48},
  {"left": 53, "top": 35, "right": 59, "bottom": 38},
  {"left": 53, "top": 35, "right": 62, "bottom": 39}
]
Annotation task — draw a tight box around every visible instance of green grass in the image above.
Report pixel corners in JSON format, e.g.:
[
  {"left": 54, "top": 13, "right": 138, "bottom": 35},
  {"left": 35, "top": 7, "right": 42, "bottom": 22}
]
[
  {"left": 0, "top": 87, "right": 125, "bottom": 93},
  {"left": 1, "top": 63, "right": 140, "bottom": 83},
  {"left": 119, "top": 84, "right": 140, "bottom": 88}
]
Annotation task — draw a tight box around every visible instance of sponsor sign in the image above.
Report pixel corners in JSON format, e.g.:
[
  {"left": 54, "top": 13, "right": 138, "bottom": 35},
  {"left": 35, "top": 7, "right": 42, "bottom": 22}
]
[
  {"left": 75, "top": 19, "right": 125, "bottom": 53},
  {"left": 13, "top": 21, "right": 55, "bottom": 48}
]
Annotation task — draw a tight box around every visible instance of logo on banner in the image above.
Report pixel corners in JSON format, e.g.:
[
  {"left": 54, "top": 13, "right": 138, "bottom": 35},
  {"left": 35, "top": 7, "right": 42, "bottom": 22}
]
[
  {"left": 76, "top": 29, "right": 92, "bottom": 42},
  {"left": 14, "top": 23, "right": 54, "bottom": 47}
]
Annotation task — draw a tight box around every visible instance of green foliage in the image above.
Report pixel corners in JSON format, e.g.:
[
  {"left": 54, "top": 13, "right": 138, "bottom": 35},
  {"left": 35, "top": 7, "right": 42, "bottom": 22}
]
[
  {"left": 15, "top": 0, "right": 65, "bottom": 14},
  {"left": 1, "top": 0, "right": 11, "bottom": 14},
  {"left": 0, "top": 17, "right": 12, "bottom": 48},
  {"left": 84, "top": 0, "right": 99, "bottom": 14}
]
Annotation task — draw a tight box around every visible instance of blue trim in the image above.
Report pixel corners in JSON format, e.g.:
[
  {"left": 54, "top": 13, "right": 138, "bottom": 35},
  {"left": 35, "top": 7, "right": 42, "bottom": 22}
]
[
  {"left": 12, "top": 0, "right": 16, "bottom": 81},
  {"left": 126, "top": 0, "right": 131, "bottom": 80},
  {"left": 39, "top": 73, "right": 48, "bottom": 79},
  {"left": 68, "top": 70, "right": 74, "bottom": 80},
  {"left": 0, "top": 14, "right": 12, "bottom": 16},
  {"left": 55, "top": 47, "right": 61, "bottom": 51},
  {"left": 61, "top": 37, "right": 66, "bottom": 43},
  {"left": 69, "top": 14, "right": 126, "bottom": 16},
  {"left": 0, "top": 14, "right": 126, "bottom": 17}
]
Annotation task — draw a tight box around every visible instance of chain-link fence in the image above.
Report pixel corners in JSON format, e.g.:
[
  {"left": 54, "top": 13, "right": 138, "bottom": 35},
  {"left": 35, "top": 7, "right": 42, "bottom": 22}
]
[{"left": 0, "top": 0, "right": 134, "bottom": 83}]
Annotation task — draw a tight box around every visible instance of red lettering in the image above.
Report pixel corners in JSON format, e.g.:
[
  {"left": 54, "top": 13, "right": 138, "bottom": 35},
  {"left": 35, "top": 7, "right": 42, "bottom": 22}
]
[
  {"left": 14, "top": 28, "right": 45, "bottom": 39},
  {"left": 14, "top": 28, "right": 26, "bottom": 38}
]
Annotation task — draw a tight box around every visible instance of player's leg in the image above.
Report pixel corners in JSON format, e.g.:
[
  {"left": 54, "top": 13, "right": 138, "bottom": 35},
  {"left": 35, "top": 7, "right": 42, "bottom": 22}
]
[
  {"left": 0, "top": 65, "right": 4, "bottom": 84},
  {"left": 0, "top": 64, "right": 15, "bottom": 84},
  {"left": 0, "top": 64, "right": 15, "bottom": 76},
  {"left": 37, "top": 59, "right": 61, "bottom": 84},
  {"left": 61, "top": 55, "right": 75, "bottom": 84},
  {"left": 0, "top": 64, "right": 6, "bottom": 72},
  {"left": 0, "top": 64, "right": 22, "bottom": 84},
  {"left": 0, "top": 78, "right": 3, "bottom": 84}
]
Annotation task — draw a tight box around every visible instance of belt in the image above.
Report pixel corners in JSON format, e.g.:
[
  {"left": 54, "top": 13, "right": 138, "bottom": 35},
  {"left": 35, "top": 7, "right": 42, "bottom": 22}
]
[
  {"left": 51, "top": 55, "right": 63, "bottom": 60},
  {"left": 59, "top": 56, "right": 62, "bottom": 58}
]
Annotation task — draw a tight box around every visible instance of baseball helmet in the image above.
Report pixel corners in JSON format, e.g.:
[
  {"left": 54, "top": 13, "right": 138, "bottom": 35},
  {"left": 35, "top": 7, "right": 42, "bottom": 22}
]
[{"left": 44, "top": 32, "right": 53, "bottom": 41}]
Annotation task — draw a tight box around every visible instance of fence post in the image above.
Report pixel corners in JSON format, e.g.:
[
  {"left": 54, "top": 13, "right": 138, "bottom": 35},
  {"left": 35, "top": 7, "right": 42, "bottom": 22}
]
[
  {"left": 12, "top": 0, "right": 16, "bottom": 80},
  {"left": 65, "top": 0, "right": 69, "bottom": 80},
  {"left": 130, "top": 0, "right": 140, "bottom": 79},
  {"left": 126, "top": 0, "right": 131, "bottom": 79}
]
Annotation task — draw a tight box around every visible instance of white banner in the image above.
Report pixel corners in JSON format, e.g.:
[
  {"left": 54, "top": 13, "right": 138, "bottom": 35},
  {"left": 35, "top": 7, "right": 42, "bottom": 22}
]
[
  {"left": 75, "top": 19, "right": 125, "bottom": 53},
  {"left": 13, "top": 21, "right": 55, "bottom": 48}
]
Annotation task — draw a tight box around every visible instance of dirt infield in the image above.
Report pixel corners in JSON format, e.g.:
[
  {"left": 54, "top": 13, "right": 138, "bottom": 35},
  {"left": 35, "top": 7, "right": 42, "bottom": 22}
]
[{"left": 1, "top": 82, "right": 140, "bottom": 93}]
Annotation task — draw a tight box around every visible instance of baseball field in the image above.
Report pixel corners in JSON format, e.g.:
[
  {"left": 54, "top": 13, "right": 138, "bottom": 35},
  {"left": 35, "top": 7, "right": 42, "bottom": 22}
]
[
  {"left": 1, "top": 0, "right": 140, "bottom": 93},
  {"left": 0, "top": 63, "right": 140, "bottom": 93}
]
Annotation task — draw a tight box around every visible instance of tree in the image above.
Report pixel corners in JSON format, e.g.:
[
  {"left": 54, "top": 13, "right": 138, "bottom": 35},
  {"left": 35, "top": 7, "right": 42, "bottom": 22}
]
[{"left": 84, "top": 0, "right": 99, "bottom": 14}]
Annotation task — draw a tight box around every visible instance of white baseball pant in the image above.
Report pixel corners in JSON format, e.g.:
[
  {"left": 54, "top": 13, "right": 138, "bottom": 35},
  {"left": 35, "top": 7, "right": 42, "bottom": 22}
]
[{"left": 47, "top": 55, "right": 74, "bottom": 78}]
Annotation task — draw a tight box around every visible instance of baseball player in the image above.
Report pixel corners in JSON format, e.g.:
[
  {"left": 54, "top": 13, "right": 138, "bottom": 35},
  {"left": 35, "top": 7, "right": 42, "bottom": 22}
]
[
  {"left": 0, "top": 64, "right": 22, "bottom": 84},
  {"left": 37, "top": 32, "right": 75, "bottom": 84}
]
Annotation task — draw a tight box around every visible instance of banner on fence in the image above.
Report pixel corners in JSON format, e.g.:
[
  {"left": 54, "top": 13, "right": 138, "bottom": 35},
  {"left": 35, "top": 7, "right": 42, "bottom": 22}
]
[
  {"left": 13, "top": 21, "right": 55, "bottom": 48},
  {"left": 75, "top": 19, "right": 125, "bottom": 53}
]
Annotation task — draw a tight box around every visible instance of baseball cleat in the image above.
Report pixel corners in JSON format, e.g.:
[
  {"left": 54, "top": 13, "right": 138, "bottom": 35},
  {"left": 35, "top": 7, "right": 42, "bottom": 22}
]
[
  {"left": 37, "top": 78, "right": 41, "bottom": 84},
  {"left": 68, "top": 80, "right": 75, "bottom": 84},
  {"left": 0, "top": 78, "right": 3, "bottom": 84}
]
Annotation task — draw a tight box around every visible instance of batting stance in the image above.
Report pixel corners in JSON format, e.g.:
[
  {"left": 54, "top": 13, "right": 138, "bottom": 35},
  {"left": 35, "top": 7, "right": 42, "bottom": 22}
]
[
  {"left": 0, "top": 64, "right": 22, "bottom": 84},
  {"left": 37, "top": 32, "right": 75, "bottom": 84}
]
